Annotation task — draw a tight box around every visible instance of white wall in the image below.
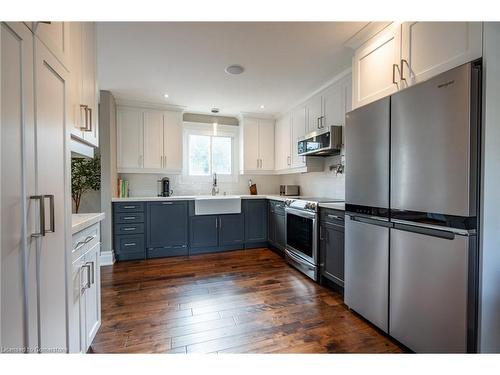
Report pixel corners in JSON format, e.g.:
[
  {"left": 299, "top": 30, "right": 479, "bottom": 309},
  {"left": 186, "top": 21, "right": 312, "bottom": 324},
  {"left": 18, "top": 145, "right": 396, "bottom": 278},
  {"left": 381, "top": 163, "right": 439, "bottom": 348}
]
[
  {"left": 479, "top": 22, "right": 500, "bottom": 353},
  {"left": 279, "top": 155, "right": 345, "bottom": 198}
]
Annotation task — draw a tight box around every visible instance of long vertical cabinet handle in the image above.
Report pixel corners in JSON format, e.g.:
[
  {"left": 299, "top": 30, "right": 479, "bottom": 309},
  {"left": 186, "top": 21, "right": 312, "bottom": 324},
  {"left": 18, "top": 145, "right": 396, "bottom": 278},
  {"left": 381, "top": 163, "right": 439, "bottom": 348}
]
[
  {"left": 400, "top": 59, "right": 408, "bottom": 82},
  {"left": 79, "top": 104, "right": 88, "bottom": 131},
  {"left": 85, "top": 107, "right": 92, "bottom": 132},
  {"left": 44, "top": 195, "right": 55, "bottom": 233},
  {"left": 30, "top": 195, "right": 45, "bottom": 237},
  {"left": 392, "top": 64, "right": 399, "bottom": 86}
]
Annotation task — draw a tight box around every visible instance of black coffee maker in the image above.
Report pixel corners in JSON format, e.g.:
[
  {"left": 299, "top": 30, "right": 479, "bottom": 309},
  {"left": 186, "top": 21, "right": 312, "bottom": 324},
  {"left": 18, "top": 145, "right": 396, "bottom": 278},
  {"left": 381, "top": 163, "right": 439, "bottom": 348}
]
[{"left": 158, "top": 177, "right": 173, "bottom": 197}]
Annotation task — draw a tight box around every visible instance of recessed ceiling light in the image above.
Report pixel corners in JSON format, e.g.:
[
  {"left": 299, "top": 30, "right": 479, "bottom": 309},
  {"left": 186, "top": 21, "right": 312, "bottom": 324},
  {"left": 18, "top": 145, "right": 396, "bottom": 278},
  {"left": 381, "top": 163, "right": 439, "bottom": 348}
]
[
  {"left": 163, "top": 94, "right": 169, "bottom": 99},
  {"left": 225, "top": 64, "right": 245, "bottom": 75},
  {"left": 260, "top": 105, "right": 265, "bottom": 109}
]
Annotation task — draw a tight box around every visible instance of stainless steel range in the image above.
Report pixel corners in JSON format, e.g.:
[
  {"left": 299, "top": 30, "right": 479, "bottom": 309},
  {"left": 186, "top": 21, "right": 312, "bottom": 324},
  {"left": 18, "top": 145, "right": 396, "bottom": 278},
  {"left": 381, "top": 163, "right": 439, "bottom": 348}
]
[{"left": 284, "top": 197, "right": 344, "bottom": 281}]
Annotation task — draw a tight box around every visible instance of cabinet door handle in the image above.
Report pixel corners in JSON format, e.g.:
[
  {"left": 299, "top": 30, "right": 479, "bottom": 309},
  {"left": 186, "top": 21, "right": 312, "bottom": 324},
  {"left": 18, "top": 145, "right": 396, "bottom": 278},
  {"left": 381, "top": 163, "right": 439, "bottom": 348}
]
[
  {"left": 44, "top": 194, "right": 55, "bottom": 233},
  {"left": 319, "top": 226, "right": 324, "bottom": 241},
  {"left": 85, "top": 107, "right": 93, "bottom": 132},
  {"left": 400, "top": 59, "right": 408, "bottom": 81},
  {"left": 79, "top": 104, "right": 88, "bottom": 130},
  {"left": 85, "top": 261, "right": 95, "bottom": 285},
  {"left": 81, "top": 264, "right": 91, "bottom": 290},
  {"left": 215, "top": 217, "right": 218, "bottom": 229},
  {"left": 30, "top": 195, "right": 45, "bottom": 237},
  {"left": 219, "top": 217, "right": 222, "bottom": 230},
  {"left": 392, "top": 64, "right": 400, "bottom": 86}
]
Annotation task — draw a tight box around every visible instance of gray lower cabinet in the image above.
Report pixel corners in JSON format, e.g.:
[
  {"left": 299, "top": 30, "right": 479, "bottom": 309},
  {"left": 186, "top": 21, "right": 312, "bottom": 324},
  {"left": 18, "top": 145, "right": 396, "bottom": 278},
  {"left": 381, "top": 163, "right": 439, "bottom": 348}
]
[
  {"left": 268, "top": 200, "right": 286, "bottom": 252},
  {"left": 189, "top": 211, "right": 245, "bottom": 254},
  {"left": 245, "top": 199, "right": 268, "bottom": 247},
  {"left": 319, "top": 208, "right": 345, "bottom": 288},
  {"left": 147, "top": 201, "right": 188, "bottom": 258},
  {"left": 190, "top": 215, "right": 218, "bottom": 250},
  {"left": 113, "top": 202, "right": 146, "bottom": 261}
]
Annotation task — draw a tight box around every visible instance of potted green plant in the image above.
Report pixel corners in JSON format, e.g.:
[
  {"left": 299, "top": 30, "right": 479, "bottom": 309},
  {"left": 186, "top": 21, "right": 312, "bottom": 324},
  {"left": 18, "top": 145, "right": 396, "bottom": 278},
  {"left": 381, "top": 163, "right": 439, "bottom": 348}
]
[{"left": 71, "top": 156, "right": 101, "bottom": 213}]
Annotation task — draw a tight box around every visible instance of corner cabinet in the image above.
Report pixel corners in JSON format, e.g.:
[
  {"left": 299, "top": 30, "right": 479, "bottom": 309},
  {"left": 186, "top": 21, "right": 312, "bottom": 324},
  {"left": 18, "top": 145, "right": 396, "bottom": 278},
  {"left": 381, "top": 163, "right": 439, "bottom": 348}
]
[
  {"left": 352, "top": 22, "right": 482, "bottom": 109},
  {"left": 240, "top": 117, "right": 275, "bottom": 174},
  {"left": 117, "top": 106, "right": 183, "bottom": 174}
]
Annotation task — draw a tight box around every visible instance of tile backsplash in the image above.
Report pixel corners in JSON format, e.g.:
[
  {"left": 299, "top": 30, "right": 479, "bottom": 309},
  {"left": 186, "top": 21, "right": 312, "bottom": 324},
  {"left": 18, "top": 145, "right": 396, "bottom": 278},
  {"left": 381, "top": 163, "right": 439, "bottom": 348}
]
[{"left": 119, "top": 156, "right": 345, "bottom": 199}]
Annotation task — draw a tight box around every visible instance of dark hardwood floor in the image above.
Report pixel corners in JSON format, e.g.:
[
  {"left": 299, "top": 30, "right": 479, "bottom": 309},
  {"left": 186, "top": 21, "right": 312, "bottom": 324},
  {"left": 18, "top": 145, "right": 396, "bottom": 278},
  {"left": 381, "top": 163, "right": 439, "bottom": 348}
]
[{"left": 91, "top": 248, "right": 403, "bottom": 353}]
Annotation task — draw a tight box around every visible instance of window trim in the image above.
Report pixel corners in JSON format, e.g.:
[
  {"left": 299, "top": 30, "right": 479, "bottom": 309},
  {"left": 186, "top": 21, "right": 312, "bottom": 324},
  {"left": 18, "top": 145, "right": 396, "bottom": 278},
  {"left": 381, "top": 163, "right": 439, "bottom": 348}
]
[{"left": 180, "top": 122, "right": 239, "bottom": 184}]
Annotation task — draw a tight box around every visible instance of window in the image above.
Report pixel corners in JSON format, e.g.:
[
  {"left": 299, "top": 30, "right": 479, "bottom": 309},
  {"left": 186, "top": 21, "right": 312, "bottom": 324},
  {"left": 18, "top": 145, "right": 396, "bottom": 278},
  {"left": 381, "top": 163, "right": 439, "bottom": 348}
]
[{"left": 187, "top": 134, "right": 232, "bottom": 176}]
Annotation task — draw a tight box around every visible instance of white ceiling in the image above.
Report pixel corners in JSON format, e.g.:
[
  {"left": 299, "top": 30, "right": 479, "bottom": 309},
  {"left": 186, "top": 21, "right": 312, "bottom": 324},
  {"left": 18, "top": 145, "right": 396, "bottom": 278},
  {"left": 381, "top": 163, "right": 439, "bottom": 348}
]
[{"left": 97, "top": 22, "right": 367, "bottom": 116}]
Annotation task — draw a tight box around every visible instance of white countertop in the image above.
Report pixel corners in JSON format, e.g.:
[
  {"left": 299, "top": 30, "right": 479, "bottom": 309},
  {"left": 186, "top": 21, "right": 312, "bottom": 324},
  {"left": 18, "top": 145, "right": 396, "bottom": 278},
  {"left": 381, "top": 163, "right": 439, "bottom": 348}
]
[
  {"left": 72, "top": 213, "right": 105, "bottom": 234},
  {"left": 111, "top": 194, "right": 296, "bottom": 202},
  {"left": 318, "top": 202, "right": 345, "bottom": 211}
]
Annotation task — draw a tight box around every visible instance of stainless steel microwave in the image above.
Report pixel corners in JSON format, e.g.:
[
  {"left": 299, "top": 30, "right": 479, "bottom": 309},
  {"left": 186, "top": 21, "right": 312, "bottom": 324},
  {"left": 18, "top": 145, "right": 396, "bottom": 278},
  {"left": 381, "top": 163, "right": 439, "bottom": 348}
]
[{"left": 297, "top": 125, "right": 343, "bottom": 156}]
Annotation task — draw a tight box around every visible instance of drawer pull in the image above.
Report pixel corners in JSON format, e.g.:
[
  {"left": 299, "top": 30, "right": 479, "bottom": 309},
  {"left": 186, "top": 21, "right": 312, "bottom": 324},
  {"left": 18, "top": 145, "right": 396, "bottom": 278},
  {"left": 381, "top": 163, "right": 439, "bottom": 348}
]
[
  {"left": 123, "top": 243, "right": 136, "bottom": 247},
  {"left": 123, "top": 206, "right": 136, "bottom": 209},
  {"left": 123, "top": 227, "right": 136, "bottom": 231},
  {"left": 327, "top": 214, "right": 343, "bottom": 221},
  {"left": 74, "top": 235, "right": 96, "bottom": 251},
  {"left": 161, "top": 202, "right": 173, "bottom": 205},
  {"left": 123, "top": 216, "right": 136, "bottom": 220}
]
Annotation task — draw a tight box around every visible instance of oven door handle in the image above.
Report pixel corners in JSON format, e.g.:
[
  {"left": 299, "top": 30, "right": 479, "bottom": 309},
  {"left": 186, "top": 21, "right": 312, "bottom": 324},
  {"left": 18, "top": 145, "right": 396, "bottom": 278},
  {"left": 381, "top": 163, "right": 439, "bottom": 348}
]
[
  {"left": 285, "top": 249, "right": 315, "bottom": 271},
  {"left": 285, "top": 207, "right": 317, "bottom": 220}
]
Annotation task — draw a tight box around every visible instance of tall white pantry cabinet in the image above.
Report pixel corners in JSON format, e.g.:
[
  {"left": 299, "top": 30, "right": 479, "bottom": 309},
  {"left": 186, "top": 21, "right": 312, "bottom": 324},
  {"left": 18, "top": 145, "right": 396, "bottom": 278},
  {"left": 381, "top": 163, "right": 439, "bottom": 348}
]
[{"left": 1, "top": 21, "right": 99, "bottom": 353}]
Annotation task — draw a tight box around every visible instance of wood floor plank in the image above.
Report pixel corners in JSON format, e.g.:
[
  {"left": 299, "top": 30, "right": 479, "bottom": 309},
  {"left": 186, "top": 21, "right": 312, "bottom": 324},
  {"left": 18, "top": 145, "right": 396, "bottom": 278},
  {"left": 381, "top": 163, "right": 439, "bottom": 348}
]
[{"left": 91, "top": 248, "right": 404, "bottom": 354}]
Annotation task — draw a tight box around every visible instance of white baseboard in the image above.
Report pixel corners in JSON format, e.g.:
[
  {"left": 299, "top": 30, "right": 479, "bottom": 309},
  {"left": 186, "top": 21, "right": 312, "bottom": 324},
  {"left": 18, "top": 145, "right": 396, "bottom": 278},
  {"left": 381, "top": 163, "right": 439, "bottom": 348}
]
[{"left": 100, "top": 250, "right": 115, "bottom": 266}]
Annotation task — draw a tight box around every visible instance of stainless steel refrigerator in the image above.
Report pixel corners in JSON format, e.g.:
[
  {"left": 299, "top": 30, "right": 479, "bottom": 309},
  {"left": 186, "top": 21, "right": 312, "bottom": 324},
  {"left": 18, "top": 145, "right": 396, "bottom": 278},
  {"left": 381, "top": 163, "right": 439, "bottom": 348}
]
[{"left": 345, "top": 61, "right": 481, "bottom": 353}]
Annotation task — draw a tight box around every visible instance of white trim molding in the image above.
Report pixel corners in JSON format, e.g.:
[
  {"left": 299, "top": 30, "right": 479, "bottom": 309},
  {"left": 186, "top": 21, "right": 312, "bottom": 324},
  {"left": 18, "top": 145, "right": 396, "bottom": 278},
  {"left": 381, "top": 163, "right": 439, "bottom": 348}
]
[{"left": 100, "top": 250, "right": 115, "bottom": 266}]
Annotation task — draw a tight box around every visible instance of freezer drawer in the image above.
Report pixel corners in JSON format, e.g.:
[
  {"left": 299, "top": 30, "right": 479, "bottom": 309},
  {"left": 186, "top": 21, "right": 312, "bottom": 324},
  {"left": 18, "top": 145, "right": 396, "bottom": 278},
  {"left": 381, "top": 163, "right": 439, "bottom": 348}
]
[
  {"left": 391, "top": 62, "right": 480, "bottom": 217},
  {"left": 390, "top": 225, "right": 472, "bottom": 353},
  {"left": 345, "top": 97, "right": 390, "bottom": 210},
  {"left": 345, "top": 215, "right": 389, "bottom": 333}
]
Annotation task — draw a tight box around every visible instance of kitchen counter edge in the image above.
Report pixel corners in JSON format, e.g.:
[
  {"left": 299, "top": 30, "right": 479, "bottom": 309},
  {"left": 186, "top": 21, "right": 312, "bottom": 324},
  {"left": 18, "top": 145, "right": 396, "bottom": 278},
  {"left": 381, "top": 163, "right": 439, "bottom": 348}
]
[{"left": 72, "top": 213, "right": 105, "bottom": 235}]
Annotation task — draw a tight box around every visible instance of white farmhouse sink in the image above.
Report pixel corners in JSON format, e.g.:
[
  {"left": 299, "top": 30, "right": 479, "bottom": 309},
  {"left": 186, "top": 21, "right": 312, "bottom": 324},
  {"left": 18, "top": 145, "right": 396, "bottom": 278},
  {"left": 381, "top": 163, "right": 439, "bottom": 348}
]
[{"left": 194, "top": 196, "right": 242, "bottom": 215}]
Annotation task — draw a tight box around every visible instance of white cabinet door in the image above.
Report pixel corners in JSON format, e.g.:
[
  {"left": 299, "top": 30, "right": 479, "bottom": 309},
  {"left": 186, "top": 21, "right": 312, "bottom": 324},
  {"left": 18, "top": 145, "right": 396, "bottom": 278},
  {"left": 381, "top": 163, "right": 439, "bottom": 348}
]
[
  {"left": 70, "top": 256, "right": 86, "bottom": 353},
  {"left": 143, "top": 111, "right": 164, "bottom": 169},
  {"left": 69, "top": 22, "right": 84, "bottom": 140},
  {"left": 163, "top": 111, "right": 183, "bottom": 172},
  {"left": 322, "top": 80, "right": 343, "bottom": 127},
  {"left": 258, "top": 119, "right": 275, "bottom": 171},
  {"left": 242, "top": 117, "right": 260, "bottom": 171},
  {"left": 291, "top": 106, "right": 307, "bottom": 168},
  {"left": 81, "top": 23, "right": 98, "bottom": 147},
  {"left": 84, "top": 243, "right": 101, "bottom": 351},
  {"left": 1, "top": 22, "right": 38, "bottom": 350},
  {"left": 306, "top": 95, "right": 323, "bottom": 132},
  {"left": 33, "top": 22, "right": 70, "bottom": 68},
  {"left": 353, "top": 24, "right": 402, "bottom": 109},
  {"left": 34, "top": 38, "right": 69, "bottom": 352},
  {"left": 401, "top": 22, "right": 482, "bottom": 86},
  {"left": 117, "top": 108, "right": 144, "bottom": 170},
  {"left": 274, "top": 115, "right": 291, "bottom": 171}
]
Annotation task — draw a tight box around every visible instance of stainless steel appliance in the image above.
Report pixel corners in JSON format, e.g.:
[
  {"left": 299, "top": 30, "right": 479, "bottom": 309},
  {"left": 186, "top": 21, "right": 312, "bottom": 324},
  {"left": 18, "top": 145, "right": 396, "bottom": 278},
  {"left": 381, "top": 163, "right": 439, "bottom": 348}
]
[
  {"left": 345, "top": 61, "right": 481, "bottom": 353},
  {"left": 298, "top": 126, "right": 343, "bottom": 156},
  {"left": 279, "top": 185, "right": 300, "bottom": 196},
  {"left": 284, "top": 197, "right": 344, "bottom": 281}
]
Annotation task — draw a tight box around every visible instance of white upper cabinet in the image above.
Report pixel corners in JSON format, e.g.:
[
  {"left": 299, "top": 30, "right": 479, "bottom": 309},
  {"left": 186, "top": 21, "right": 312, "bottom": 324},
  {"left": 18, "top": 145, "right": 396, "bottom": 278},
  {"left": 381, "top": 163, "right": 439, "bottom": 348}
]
[
  {"left": 240, "top": 117, "right": 275, "bottom": 173},
  {"left": 163, "top": 111, "right": 183, "bottom": 172},
  {"left": 117, "top": 108, "right": 144, "bottom": 170},
  {"left": 353, "top": 24, "right": 402, "bottom": 109},
  {"left": 400, "top": 22, "right": 482, "bottom": 86},
  {"left": 68, "top": 22, "right": 99, "bottom": 148},
  {"left": 306, "top": 95, "right": 323, "bottom": 133},
  {"left": 143, "top": 111, "right": 164, "bottom": 169},
  {"left": 352, "top": 22, "right": 483, "bottom": 109},
  {"left": 33, "top": 22, "right": 70, "bottom": 69},
  {"left": 291, "top": 106, "right": 307, "bottom": 168},
  {"left": 117, "top": 106, "right": 183, "bottom": 173},
  {"left": 275, "top": 114, "right": 292, "bottom": 171}
]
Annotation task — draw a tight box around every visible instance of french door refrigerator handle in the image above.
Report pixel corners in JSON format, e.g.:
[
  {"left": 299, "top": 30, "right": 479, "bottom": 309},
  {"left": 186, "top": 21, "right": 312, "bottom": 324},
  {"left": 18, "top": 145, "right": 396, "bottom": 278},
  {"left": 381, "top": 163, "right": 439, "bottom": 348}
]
[
  {"left": 392, "top": 222, "right": 455, "bottom": 240},
  {"left": 348, "top": 214, "right": 393, "bottom": 228},
  {"left": 30, "top": 195, "right": 45, "bottom": 237},
  {"left": 44, "top": 194, "right": 55, "bottom": 233}
]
